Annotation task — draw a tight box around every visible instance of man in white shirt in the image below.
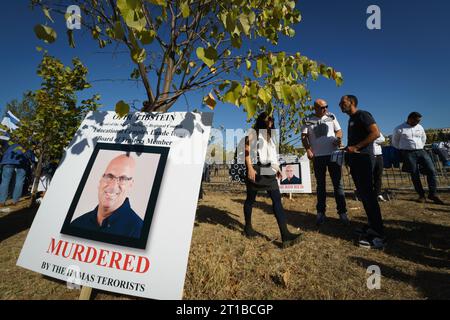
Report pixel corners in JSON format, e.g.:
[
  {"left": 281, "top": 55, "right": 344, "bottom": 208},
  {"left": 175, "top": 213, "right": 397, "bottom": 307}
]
[
  {"left": 301, "top": 99, "right": 348, "bottom": 226},
  {"left": 392, "top": 112, "right": 444, "bottom": 204}
]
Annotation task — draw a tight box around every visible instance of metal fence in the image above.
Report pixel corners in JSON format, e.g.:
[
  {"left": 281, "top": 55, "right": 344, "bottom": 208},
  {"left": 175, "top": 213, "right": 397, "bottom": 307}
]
[{"left": 203, "top": 149, "right": 450, "bottom": 193}]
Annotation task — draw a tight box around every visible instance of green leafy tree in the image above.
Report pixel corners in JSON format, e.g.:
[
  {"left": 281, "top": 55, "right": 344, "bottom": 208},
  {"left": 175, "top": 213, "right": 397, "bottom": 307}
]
[
  {"left": 275, "top": 101, "right": 311, "bottom": 155},
  {"left": 2, "top": 91, "right": 37, "bottom": 122},
  {"left": 7, "top": 53, "right": 100, "bottom": 202},
  {"left": 32, "top": 0, "right": 342, "bottom": 126}
]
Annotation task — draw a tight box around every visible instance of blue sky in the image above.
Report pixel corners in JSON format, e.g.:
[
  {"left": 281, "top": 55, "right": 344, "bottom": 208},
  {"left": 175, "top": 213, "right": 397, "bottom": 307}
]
[{"left": 1, "top": 0, "right": 449, "bottom": 144}]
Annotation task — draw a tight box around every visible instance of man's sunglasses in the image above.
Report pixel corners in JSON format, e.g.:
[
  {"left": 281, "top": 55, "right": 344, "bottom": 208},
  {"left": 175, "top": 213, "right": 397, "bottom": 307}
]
[{"left": 320, "top": 105, "right": 328, "bottom": 110}]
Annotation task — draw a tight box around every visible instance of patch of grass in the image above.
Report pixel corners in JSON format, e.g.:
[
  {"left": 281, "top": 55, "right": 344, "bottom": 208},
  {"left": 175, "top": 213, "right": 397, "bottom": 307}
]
[{"left": 1, "top": 191, "right": 449, "bottom": 299}]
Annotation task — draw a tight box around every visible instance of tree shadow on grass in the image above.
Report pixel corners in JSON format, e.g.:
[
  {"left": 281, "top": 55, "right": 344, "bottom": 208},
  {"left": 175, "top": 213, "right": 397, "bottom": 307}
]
[
  {"left": 0, "top": 205, "right": 38, "bottom": 242},
  {"left": 230, "top": 197, "right": 357, "bottom": 246},
  {"left": 195, "top": 205, "right": 271, "bottom": 241},
  {"left": 285, "top": 212, "right": 450, "bottom": 269},
  {"left": 427, "top": 207, "right": 450, "bottom": 213},
  {"left": 380, "top": 219, "right": 450, "bottom": 269},
  {"left": 231, "top": 197, "right": 356, "bottom": 235},
  {"left": 350, "top": 257, "right": 450, "bottom": 299},
  {"left": 230, "top": 197, "right": 450, "bottom": 268}
]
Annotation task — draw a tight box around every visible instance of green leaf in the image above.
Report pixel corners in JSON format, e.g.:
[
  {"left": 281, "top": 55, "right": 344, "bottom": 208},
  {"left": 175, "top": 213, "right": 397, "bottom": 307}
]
[
  {"left": 117, "top": 0, "right": 140, "bottom": 11},
  {"left": 241, "top": 96, "right": 257, "bottom": 119},
  {"left": 34, "top": 24, "right": 57, "bottom": 43},
  {"left": 245, "top": 59, "right": 251, "bottom": 70},
  {"left": 203, "top": 92, "right": 216, "bottom": 110},
  {"left": 117, "top": 0, "right": 147, "bottom": 31},
  {"left": 288, "top": 28, "right": 295, "bottom": 37},
  {"left": 281, "top": 84, "right": 292, "bottom": 105},
  {"left": 67, "top": 30, "right": 75, "bottom": 48},
  {"left": 148, "top": 0, "right": 167, "bottom": 6},
  {"left": 335, "top": 72, "right": 344, "bottom": 86},
  {"left": 139, "top": 29, "right": 156, "bottom": 44},
  {"left": 291, "top": 84, "right": 306, "bottom": 100},
  {"left": 218, "top": 80, "right": 230, "bottom": 91},
  {"left": 196, "top": 46, "right": 218, "bottom": 67},
  {"left": 43, "top": 7, "right": 54, "bottom": 23},
  {"left": 239, "top": 14, "right": 251, "bottom": 36},
  {"left": 223, "top": 81, "right": 242, "bottom": 106},
  {"left": 231, "top": 34, "right": 242, "bottom": 48},
  {"left": 180, "top": 1, "right": 190, "bottom": 18},
  {"left": 319, "top": 64, "right": 329, "bottom": 78},
  {"left": 225, "top": 12, "right": 236, "bottom": 33},
  {"left": 256, "top": 57, "right": 268, "bottom": 77},
  {"left": 113, "top": 21, "right": 125, "bottom": 40},
  {"left": 258, "top": 87, "right": 272, "bottom": 104},
  {"left": 92, "top": 25, "right": 101, "bottom": 39},
  {"left": 131, "top": 47, "right": 147, "bottom": 63},
  {"left": 115, "top": 100, "right": 130, "bottom": 116}
]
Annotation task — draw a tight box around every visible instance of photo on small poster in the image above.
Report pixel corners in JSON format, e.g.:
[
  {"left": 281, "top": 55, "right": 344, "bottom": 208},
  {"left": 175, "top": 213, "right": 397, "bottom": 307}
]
[
  {"left": 60, "top": 143, "right": 169, "bottom": 249},
  {"left": 280, "top": 163, "right": 302, "bottom": 185}
]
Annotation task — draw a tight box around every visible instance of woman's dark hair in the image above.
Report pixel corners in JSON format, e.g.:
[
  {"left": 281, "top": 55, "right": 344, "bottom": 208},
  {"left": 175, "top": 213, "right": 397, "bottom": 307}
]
[
  {"left": 254, "top": 112, "right": 275, "bottom": 129},
  {"left": 254, "top": 112, "right": 275, "bottom": 138}
]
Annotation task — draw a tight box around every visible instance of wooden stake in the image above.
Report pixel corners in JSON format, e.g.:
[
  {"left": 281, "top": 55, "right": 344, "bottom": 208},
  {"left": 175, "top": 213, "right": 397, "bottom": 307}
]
[
  {"left": 289, "top": 193, "right": 292, "bottom": 200},
  {"left": 79, "top": 286, "right": 92, "bottom": 300}
]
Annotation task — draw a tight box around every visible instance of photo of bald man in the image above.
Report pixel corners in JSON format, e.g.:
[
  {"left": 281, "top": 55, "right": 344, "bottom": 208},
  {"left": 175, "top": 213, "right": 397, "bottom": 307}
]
[
  {"left": 281, "top": 164, "right": 301, "bottom": 185},
  {"left": 71, "top": 154, "right": 143, "bottom": 238}
]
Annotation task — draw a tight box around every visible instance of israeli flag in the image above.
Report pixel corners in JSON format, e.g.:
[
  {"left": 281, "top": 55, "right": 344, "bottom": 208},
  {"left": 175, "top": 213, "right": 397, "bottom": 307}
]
[
  {"left": 0, "top": 110, "right": 21, "bottom": 140},
  {"left": 1, "top": 110, "right": 20, "bottom": 130}
]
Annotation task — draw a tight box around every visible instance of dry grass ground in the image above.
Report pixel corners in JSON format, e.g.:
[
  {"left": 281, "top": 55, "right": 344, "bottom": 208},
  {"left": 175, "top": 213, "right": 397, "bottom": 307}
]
[{"left": 0, "top": 189, "right": 449, "bottom": 300}]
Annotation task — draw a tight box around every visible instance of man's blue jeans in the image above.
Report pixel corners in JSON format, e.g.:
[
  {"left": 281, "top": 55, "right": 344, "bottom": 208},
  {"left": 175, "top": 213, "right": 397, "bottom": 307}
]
[
  {"left": 313, "top": 155, "right": 347, "bottom": 215},
  {"left": 402, "top": 149, "right": 437, "bottom": 197},
  {"left": 0, "top": 164, "right": 27, "bottom": 204}
]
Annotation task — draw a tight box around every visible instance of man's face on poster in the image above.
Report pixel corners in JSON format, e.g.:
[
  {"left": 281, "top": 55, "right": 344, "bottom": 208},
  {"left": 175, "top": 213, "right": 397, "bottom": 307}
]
[
  {"left": 285, "top": 165, "right": 295, "bottom": 179},
  {"left": 98, "top": 156, "right": 135, "bottom": 214}
]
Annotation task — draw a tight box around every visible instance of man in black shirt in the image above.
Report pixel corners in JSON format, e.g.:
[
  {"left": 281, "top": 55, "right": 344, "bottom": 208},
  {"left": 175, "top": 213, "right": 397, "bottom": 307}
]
[{"left": 339, "top": 95, "right": 385, "bottom": 249}]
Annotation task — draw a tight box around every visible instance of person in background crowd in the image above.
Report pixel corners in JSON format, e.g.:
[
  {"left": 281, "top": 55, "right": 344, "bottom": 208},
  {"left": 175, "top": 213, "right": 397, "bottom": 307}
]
[
  {"left": 244, "top": 112, "right": 302, "bottom": 248},
  {"left": 372, "top": 132, "right": 386, "bottom": 202},
  {"left": 0, "top": 143, "right": 36, "bottom": 207},
  {"left": 392, "top": 112, "right": 444, "bottom": 205},
  {"left": 301, "top": 98, "right": 348, "bottom": 226},
  {"left": 339, "top": 95, "right": 386, "bottom": 249}
]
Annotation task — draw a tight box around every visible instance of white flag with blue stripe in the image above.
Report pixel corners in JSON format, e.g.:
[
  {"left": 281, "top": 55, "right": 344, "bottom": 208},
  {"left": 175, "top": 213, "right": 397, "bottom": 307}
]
[{"left": 0, "top": 110, "right": 21, "bottom": 140}]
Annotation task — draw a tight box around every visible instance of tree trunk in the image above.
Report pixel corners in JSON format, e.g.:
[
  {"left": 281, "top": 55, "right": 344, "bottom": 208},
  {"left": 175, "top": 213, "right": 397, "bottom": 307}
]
[
  {"left": 138, "top": 61, "right": 155, "bottom": 107},
  {"left": 30, "top": 151, "right": 44, "bottom": 206}
]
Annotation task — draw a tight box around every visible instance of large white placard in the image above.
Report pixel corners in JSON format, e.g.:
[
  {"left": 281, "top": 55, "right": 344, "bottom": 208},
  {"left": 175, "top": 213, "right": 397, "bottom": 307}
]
[{"left": 17, "top": 111, "right": 213, "bottom": 300}]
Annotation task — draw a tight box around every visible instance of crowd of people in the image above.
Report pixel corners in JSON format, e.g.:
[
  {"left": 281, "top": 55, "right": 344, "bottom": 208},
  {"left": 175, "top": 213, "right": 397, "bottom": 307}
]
[{"left": 241, "top": 95, "right": 446, "bottom": 250}]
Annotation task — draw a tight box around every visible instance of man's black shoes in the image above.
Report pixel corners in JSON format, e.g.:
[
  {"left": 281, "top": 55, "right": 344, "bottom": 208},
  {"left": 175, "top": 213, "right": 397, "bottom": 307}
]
[{"left": 428, "top": 195, "right": 445, "bottom": 205}]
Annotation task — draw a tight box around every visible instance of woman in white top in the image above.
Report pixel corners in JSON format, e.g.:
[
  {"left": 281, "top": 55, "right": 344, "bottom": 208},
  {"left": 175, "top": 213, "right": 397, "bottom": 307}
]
[{"left": 244, "top": 112, "right": 301, "bottom": 249}]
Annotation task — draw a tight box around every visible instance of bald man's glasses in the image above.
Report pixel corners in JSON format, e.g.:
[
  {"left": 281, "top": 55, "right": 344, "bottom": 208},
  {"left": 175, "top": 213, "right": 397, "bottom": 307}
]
[
  {"left": 320, "top": 105, "right": 328, "bottom": 110},
  {"left": 102, "top": 173, "right": 133, "bottom": 185}
]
